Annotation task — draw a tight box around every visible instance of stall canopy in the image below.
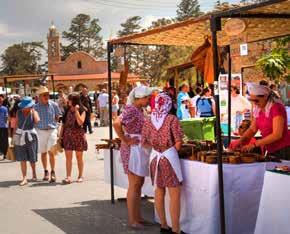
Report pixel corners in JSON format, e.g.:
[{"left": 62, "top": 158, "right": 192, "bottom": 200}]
[
  {"left": 109, "top": 0, "right": 290, "bottom": 47},
  {"left": 107, "top": 1, "right": 290, "bottom": 234}
]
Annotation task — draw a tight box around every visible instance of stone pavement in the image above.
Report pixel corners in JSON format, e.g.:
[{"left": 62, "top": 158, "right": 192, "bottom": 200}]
[{"left": 0, "top": 126, "right": 159, "bottom": 234}]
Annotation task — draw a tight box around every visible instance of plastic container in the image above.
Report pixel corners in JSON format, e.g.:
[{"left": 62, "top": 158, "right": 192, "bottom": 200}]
[{"left": 180, "top": 117, "right": 216, "bottom": 141}]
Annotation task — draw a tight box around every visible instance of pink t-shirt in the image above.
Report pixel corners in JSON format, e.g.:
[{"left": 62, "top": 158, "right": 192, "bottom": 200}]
[{"left": 256, "top": 103, "right": 290, "bottom": 153}]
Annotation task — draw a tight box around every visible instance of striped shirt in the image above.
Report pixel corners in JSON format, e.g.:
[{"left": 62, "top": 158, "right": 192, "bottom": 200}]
[{"left": 34, "top": 100, "right": 60, "bottom": 129}]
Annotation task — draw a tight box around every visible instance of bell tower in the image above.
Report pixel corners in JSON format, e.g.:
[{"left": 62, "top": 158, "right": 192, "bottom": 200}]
[{"left": 47, "top": 22, "right": 60, "bottom": 73}]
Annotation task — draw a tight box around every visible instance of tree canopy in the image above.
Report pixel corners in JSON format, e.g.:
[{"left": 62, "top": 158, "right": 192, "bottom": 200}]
[
  {"left": 61, "top": 14, "right": 105, "bottom": 60},
  {"left": 176, "top": 0, "right": 202, "bottom": 21},
  {"left": 0, "top": 42, "right": 44, "bottom": 75}
]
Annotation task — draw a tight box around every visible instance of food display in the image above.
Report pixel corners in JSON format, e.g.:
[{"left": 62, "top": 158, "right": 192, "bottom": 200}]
[
  {"left": 96, "top": 138, "right": 121, "bottom": 153},
  {"left": 273, "top": 165, "right": 290, "bottom": 174},
  {"left": 179, "top": 141, "right": 265, "bottom": 164}
]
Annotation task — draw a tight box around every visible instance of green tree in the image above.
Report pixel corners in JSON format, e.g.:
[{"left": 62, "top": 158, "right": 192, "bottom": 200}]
[
  {"left": 117, "top": 16, "right": 142, "bottom": 73},
  {"left": 61, "top": 14, "right": 105, "bottom": 60},
  {"left": 117, "top": 16, "right": 142, "bottom": 36},
  {"left": 1, "top": 42, "right": 44, "bottom": 75},
  {"left": 176, "top": 0, "right": 202, "bottom": 21}
]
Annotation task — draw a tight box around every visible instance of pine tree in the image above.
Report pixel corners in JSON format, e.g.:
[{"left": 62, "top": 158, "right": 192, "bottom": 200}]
[
  {"left": 117, "top": 16, "right": 142, "bottom": 74},
  {"left": 61, "top": 14, "right": 105, "bottom": 60},
  {"left": 176, "top": 0, "right": 202, "bottom": 21}
]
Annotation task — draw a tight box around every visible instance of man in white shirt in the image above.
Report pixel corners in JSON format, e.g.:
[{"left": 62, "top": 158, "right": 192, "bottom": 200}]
[
  {"left": 190, "top": 86, "right": 202, "bottom": 117},
  {"left": 97, "top": 89, "right": 109, "bottom": 126}
]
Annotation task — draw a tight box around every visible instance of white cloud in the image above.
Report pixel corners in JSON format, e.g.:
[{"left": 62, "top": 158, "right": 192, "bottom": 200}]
[
  {"left": 141, "top": 15, "right": 160, "bottom": 29},
  {"left": 0, "top": 23, "right": 20, "bottom": 37}
]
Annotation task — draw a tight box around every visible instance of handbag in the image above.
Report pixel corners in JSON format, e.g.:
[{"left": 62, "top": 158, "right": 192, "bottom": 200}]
[
  {"left": 12, "top": 113, "right": 31, "bottom": 146},
  {"left": 6, "top": 146, "right": 16, "bottom": 161}
]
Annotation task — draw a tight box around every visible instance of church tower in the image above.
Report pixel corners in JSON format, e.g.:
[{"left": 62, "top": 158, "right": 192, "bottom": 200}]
[{"left": 47, "top": 22, "right": 60, "bottom": 73}]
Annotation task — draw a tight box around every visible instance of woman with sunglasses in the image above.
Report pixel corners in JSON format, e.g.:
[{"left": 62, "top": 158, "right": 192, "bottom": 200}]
[{"left": 234, "top": 83, "right": 290, "bottom": 159}]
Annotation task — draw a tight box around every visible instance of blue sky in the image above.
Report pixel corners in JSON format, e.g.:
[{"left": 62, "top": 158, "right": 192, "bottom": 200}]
[{"left": 0, "top": 0, "right": 240, "bottom": 58}]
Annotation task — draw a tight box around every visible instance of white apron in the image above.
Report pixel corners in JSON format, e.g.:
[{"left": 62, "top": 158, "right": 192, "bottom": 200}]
[
  {"left": 127, "top": 134, "right": 150, "bottom": 177},
  {"left": 151, "top": 146, "right": 183, "bottom": 188}
]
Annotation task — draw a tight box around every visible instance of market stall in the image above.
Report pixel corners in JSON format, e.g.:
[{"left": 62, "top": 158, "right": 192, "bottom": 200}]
[
  {"left": 107, "top": 1, "right": 290, "bottom": 233},
  {"left": 103, "top": 147, "right": 290, "bottom": 234},
  {"left": 254, "top": 167, "right": 290, "bottom": 234}
]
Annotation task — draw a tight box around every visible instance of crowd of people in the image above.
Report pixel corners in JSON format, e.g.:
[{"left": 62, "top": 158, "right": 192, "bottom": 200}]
[
  {"left": 0, "top": 86, "right": 115, "bottom": 186},
  {"left": 0, "top": 80, "right": 289, "bottom": 234}
]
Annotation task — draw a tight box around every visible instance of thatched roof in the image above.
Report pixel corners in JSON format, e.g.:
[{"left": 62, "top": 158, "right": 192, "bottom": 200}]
[{"left": 109, "top": 0, "right": 290, "bottom": 47}]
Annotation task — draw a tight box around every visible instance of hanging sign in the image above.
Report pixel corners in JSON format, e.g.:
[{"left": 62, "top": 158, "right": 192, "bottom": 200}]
[
  {"left": 114, "top": 47, "right": 124, "bottom": 57},
  {"left": 224, "top": 19, "right": 246, "bottom": 36}
]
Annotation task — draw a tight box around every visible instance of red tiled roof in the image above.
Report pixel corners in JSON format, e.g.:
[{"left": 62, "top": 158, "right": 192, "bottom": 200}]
[{"left": 50, "top": 72, "right": 139, "bottom": 81}]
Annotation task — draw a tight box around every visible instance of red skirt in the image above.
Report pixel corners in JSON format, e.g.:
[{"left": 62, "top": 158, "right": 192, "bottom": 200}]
[
  {"left": 150, "top": 157, "right": 180, "bottom": 188},
  {"left": 63, "top": 128, "right": 88, "bottom": 151}
]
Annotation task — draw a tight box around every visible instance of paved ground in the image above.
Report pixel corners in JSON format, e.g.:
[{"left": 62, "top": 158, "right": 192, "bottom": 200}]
[{"left": 0, "top": 126, "right": 159, "bottom": 234}]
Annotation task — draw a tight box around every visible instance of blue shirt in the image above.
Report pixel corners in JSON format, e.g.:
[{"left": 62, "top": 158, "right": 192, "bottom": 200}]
[
  {"left": 177, "top": 92, "right": 190, "bottom": 120},
  {"left": 0, "top": 105, "right": 8, "bottom": 128},
  {"left": 34, "top": 100, "right": 60, "bottom": 129}
]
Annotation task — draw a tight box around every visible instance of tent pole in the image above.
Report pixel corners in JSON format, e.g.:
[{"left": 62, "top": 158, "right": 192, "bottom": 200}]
[
  {"left": 227, "top": 45, "right": 232, "bottom": 145},
  {"left": 210, "top": 16, "right": 226, "bottom": 234},
  {"left": 107, "top": 42, "right": 115, "bottom": 204}
]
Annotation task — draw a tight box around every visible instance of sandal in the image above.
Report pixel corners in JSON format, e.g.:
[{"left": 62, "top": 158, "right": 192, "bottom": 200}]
[
  {"left": 129, "top": 223, "right": 145, "bottom": 230},
  {"left": 50, "top": 171, "right": 56, "bottom": 183},
  {"left": 77, "top": 177, "right": 84, "bottom": 183},
  {"left": 19, "top": 179, "right": 28, "bottom": 186},
  {"left": 139, "top": 219, "right": 154, "bottom": 226},
  {"left": 62, "top": 178, "right": 72, "bottom": 184},
  {"left": 43, "top": 170, "right": 49, "bottom": 181},
  {"left": 160, "top": 227, "right": 171, "bottom": 233},
  {"left": 31, "top": 177, "right": 37, "bottom": 182}
]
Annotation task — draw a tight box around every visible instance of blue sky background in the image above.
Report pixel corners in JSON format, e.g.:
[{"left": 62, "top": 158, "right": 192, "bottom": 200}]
[{"left": 0, "top": 0, "right": 240, "bottom": 58}]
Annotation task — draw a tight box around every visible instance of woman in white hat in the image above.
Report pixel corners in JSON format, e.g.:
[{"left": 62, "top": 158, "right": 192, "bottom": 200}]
[
  {"left": 234, "top": 83, "right": 290, "bottom": 159},
  {"left": 14, "top": 97, "right": 40, "bottom": 186},
  {"left": 113, "top": 86, "right": 152, "bottom": 228}
]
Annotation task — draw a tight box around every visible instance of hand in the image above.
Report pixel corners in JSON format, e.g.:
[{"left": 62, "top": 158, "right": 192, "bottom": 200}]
[
  {"left": 124, "top": 137, "right": 139, "bottom": 146},
  {"left": 75, "top": 105, "right": 80, "bottom": 110},
  {"left": 241, "top": 143, "right": 256, "bottom": 152}
]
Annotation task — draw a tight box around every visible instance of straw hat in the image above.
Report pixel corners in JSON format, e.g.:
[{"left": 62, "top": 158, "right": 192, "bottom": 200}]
[{"left": 37, "top": 86, "right": 49, "bottom": 96}]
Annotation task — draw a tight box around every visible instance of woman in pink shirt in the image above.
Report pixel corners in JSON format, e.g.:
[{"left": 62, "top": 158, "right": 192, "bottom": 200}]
[{"left": 234, "top": 83, "right": 290, "bottom": 159}]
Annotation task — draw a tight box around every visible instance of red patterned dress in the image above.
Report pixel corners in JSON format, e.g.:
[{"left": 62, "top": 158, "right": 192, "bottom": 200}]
[
  {"left": 63, "top": 109, "right": 88, "bottom": 151},
  {"left": 120, "top": 105, "right": 145, "bottom": 174},
  {"left": 141, "top": 114, "right": 183, "bottom": 187}
]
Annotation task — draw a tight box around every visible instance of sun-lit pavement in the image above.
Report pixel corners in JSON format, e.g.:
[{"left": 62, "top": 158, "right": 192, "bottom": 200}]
[{"left": 0, "top": 126, "right": 159, "bottom": 234}]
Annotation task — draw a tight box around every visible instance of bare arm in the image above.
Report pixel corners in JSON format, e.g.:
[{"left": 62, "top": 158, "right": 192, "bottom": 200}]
[
  {"left": 175, "top": 141, "right": 182, "bottom": 151},
  {"left": 240, "top": 119, "right": 257, "bottom": 144},
  {"left": 113, "top": 116, "right": 138, "bottom": 145},
  {"left": 32, "top": 109, "right": 40, "bottom": 124},
  {"left": 75, "top": 107, "right": 86, "bottom": 126}
]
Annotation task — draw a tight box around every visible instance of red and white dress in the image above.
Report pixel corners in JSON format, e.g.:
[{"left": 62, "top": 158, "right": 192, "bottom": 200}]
[{"left": 142, "top": 114, "right": 183, "bottom": 187}]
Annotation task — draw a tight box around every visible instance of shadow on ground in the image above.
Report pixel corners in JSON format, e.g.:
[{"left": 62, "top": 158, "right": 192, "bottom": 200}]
[
  {"left": 0, "top": 180, "right": 20, "bottom": 188},
  {"left": 33, "top": 199, "right": 159, "bottom": 234}
]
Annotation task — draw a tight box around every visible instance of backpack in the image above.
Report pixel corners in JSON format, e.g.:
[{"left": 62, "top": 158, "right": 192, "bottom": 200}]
[{"left": 196, "top": 97, "right": 214, "bottom": 117}]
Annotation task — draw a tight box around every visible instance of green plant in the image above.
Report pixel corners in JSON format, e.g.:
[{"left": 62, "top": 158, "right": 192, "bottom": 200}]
[{"left": 256, "top": 48, "right": 289, "bottom": 81}]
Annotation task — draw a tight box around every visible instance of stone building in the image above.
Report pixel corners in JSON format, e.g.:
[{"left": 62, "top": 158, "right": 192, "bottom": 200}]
[{"left": 46, "top": 24, "right": 140, "bottom": 92}]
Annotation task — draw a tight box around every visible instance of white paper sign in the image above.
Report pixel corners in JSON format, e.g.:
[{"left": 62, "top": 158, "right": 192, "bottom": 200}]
[{"left": 240, "top": 43, "right": 248, "bottom": 56}]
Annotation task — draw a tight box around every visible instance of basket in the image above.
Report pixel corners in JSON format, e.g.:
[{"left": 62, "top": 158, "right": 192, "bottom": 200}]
[
  {"left": 229, "top": 156, "right": 241, "bottom": 164},
  {"left": 240, "top": 156, "right": 256, "bottom": 163}
]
